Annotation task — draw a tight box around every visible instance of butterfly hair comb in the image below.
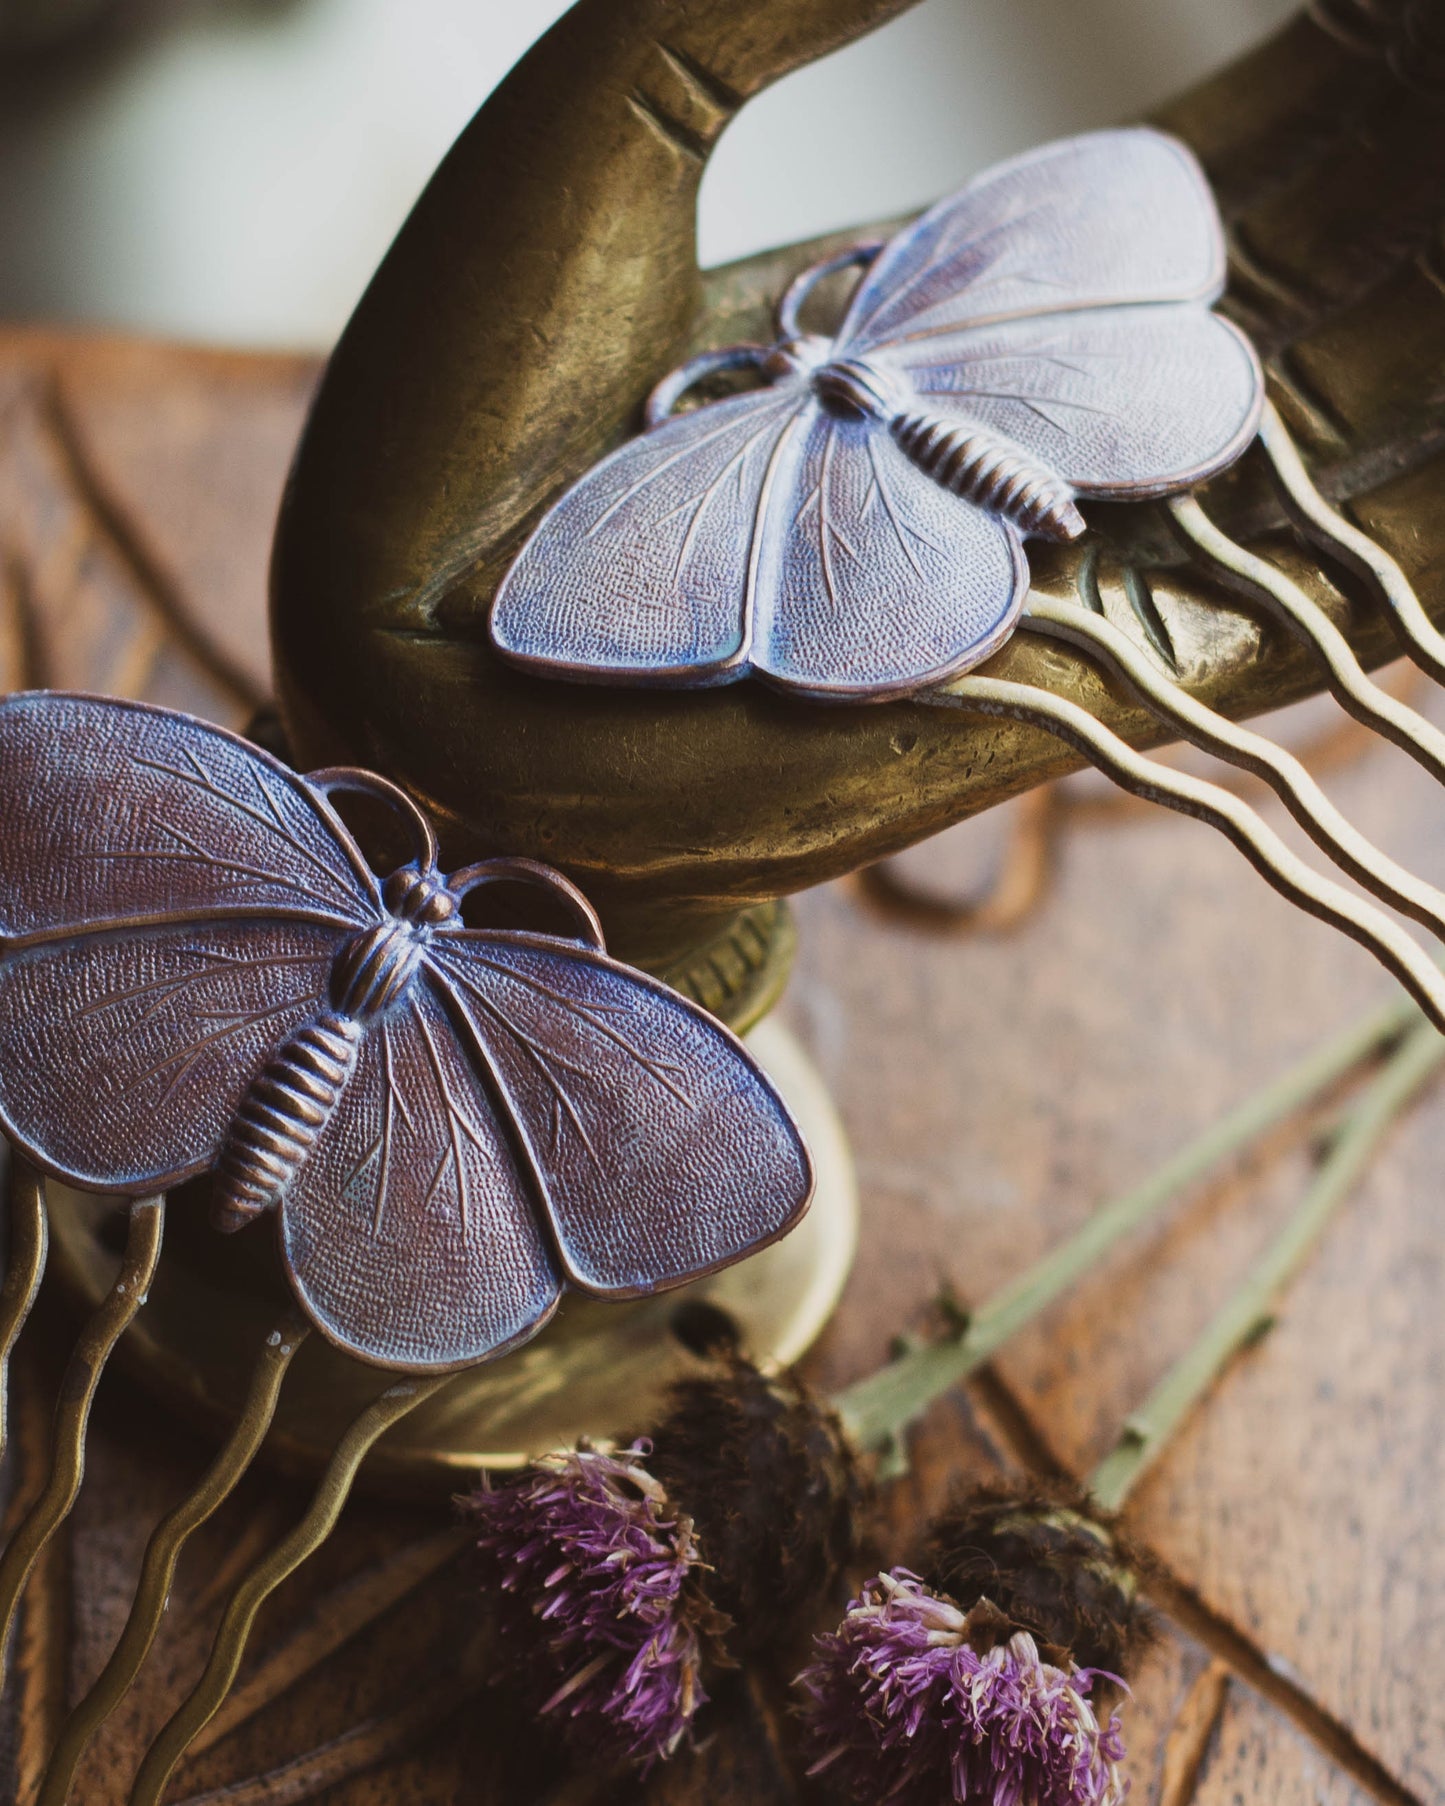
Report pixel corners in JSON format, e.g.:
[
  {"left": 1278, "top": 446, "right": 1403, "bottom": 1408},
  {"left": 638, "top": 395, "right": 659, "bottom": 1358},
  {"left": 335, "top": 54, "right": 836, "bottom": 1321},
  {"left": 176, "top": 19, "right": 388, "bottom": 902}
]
[
  {"left": 493, "top": 126, "right": 1445, "bottom": 1034},
  {"left": 0, "top": 692, "right": 813, "bottom": 1798}
]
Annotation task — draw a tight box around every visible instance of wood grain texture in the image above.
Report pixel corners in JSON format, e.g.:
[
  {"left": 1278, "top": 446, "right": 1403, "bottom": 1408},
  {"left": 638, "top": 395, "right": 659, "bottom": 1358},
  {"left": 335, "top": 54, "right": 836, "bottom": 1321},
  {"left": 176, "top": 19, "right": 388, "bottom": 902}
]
[{"left": 1, "top": 326, "right": 1443, "bottom": 1803}]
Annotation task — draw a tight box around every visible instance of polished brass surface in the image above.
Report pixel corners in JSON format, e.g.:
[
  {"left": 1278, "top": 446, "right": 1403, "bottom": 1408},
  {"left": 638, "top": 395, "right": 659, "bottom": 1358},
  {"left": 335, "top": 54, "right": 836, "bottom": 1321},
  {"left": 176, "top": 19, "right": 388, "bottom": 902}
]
[
  {"left": 272, "top": 0, "right": 1445, "bottom": 981},
  {"left": 42, "top": 1018, "right": 856, "bottom": 1491}
]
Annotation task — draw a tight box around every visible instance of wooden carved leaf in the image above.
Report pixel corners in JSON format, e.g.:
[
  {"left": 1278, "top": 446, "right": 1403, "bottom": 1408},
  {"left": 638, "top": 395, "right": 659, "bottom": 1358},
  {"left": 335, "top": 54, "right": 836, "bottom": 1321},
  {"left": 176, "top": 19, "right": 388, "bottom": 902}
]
[{"left": 0, "top": 330, "right": 311, "bottom": 717}]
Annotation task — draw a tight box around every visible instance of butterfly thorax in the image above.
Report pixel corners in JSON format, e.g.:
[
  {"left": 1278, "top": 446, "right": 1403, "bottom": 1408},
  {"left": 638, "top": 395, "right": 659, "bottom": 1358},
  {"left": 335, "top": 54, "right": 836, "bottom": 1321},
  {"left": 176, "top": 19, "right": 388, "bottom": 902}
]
[
  {"left": 211, "top": 869, "right": 459, "bottom": 1231},
  {"left": 330, "top": 868, "right": 457, "bottom": 1022},
  {"left": 767, "top": 338, "right": 1083, "bottom": 541},
  {"left": 809, "top": 354, "right": 900, "bottom": 423}
]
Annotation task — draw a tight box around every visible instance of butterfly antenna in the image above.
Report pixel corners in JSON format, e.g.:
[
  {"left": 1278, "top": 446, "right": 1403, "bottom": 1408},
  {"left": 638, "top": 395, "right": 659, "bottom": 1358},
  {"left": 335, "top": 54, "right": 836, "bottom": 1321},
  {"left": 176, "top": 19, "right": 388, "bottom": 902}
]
[
  {"left": 1023, "top": 596, "right": 1445, "bottom": 943},
  {"left": 32, "top": 1315, "right": 309, "bottom": 1806},
  {"left": 935, "top": 675, "right": 1445, "bottom": 1032},
  {"left": 125, "top": 1370, "right": 451, "bottom": 1806},
  {"left": 0, "top": 1155, "right": 49, "bottom": 1465},
  {"left": 0, "top": 1192, "right": 165, "bottom": 1693}
]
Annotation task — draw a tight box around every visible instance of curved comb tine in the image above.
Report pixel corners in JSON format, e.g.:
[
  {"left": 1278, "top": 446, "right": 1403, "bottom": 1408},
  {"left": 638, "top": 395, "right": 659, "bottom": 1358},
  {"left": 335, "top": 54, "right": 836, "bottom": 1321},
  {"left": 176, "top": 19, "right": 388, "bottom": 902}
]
[
  {"left": 932, "top": 676, "right": 1445, "bottom": 1034},
  {"left": 1022, "top": 598, "right": 1445, "bottom": 946},
  {"left": 0, "top": 1194, "right": 164, "bottom": 1691},
  {"left": 1166, "top": 492, "right": 1445, "bottom": 788},
  {"left": 1255, "top": 402, "right": 1445, "bottom": 690},
  {"left": 127, "top": 1370, "right": 451, "bottom": 1806},
  {"left": 0, "top": 1155, "right": 48, "bottom": 1466},
  {"left": 33, "top": 1317, "right": 309, "bottom": 1806}
]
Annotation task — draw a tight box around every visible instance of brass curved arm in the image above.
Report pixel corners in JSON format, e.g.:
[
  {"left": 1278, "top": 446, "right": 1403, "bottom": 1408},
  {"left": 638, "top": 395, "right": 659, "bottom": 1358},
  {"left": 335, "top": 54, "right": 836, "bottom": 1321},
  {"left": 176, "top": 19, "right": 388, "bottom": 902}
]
[{"left": 272, "top": 0, "right": 1445, "bottom": 979}]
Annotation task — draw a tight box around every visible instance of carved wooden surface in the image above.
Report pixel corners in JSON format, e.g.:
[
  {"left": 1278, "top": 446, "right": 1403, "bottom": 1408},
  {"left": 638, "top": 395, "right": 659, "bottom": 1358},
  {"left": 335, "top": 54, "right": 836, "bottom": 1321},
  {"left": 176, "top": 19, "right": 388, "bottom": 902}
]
[{"left": 2, "top": 322, "right": 1443, "bottom": 1804}]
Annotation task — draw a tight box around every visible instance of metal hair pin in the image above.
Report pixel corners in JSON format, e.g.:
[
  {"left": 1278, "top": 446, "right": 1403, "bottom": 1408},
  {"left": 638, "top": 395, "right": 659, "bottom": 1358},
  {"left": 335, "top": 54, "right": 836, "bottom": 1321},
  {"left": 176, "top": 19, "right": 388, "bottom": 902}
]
[
  {"left": 0, "top": 690, "right": 812, "bottom": 1800},
  {"left": 491, "top": 126, "right": 1445, "bottom": 1030}
]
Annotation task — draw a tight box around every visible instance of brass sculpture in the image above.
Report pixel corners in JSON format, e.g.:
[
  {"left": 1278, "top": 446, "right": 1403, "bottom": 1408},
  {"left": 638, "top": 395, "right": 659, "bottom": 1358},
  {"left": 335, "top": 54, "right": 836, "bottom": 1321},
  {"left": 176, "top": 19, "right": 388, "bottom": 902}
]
[
  {"left": 7, "top": 4, "right": 1445, "bottom": 1795},
  {"left": 273, "top": 0, "right": 1445, "bottom": 1019}
]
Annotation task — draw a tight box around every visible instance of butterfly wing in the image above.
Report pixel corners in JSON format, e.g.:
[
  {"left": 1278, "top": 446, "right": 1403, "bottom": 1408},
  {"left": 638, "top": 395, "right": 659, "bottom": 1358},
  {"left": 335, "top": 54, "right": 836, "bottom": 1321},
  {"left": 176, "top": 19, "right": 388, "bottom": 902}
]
[
  {"left": 0, "top": 692, "right": 381, "bottom": 1191},
  {"left": 0, "top": 920, "right": 340, "bottom": 1193},
  {"left": 490, "top": 388, "right": 804, "bottom": 686},
  {"left": 837, "top": 127, "right": 1225, "bottom": 353},
  {"left": 838, "top": 127, "right": 1260, "bottom": 502},
  {"left": 878, "top": 305, "right": 1262, "bottom": 502},
  {"left": 277, "top": 977, "right": 562, "bottom": 1370},
  {"left": 427, "top": 933, "right": 812, "bottom": 1296},
  {"left": 0, "top": 691, "right": 380, "bottom": 936},
  {"left": 749, "top": 403, "right": 1025, "bottom": 699}
]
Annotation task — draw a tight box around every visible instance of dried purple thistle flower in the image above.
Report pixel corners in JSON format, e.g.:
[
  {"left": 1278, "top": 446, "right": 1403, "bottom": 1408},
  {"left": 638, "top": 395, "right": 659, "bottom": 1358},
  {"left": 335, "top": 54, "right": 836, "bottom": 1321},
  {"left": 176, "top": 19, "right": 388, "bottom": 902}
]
[
  {"left": 466, "top": 1440, "right": 724, "bottom": 1771},
  {"left": 798, "top": 1568, "right": 1128, "bottom": 1806}
]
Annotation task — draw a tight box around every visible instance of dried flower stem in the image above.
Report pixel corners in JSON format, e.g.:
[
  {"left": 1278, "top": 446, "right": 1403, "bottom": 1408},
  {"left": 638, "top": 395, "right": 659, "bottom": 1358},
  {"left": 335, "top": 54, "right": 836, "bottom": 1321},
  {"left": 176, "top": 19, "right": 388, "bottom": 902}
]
[
  {"left": 1089, "top": 1017, "right": 1444, "bottom": 1511},
  {"left": 833, "top": 989, "right": 1422, "bottom": 1455}
]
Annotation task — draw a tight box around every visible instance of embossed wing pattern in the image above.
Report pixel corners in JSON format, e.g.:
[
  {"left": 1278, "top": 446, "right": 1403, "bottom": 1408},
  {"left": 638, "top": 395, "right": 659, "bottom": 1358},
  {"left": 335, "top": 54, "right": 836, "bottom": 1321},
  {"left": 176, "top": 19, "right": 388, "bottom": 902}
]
[
  {"left": 0, "top": 694, "right": 813, "bottom": 1369},
  {"left": 490, "top": 126, "right": 1264, "bottom": 701}
]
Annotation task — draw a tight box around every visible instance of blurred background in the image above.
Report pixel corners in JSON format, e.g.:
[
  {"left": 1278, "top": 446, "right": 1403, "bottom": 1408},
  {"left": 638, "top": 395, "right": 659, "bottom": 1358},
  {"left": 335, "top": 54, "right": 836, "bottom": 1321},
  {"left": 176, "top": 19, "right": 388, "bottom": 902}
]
[{"left": 0, "top": 0, "right": 1296, "bottom": 352}]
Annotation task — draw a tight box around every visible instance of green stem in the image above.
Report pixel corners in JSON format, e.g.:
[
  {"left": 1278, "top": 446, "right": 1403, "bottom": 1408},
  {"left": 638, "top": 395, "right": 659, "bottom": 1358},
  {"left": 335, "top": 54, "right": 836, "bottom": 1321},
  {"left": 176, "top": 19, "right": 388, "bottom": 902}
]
[
  {"left": 832, "top": 989, "right": 1420, "bottom": 1454},
  {"left": 1088, "top": 1017, "right": 1445, "bottom": 1513}
]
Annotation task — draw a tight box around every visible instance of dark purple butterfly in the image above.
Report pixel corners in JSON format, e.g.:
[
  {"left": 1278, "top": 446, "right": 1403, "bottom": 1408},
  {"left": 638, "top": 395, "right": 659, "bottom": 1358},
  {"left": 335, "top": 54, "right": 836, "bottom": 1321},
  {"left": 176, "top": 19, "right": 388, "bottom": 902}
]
[{"left": 0, "top": 693, "right": 812, "bottom": 1370}]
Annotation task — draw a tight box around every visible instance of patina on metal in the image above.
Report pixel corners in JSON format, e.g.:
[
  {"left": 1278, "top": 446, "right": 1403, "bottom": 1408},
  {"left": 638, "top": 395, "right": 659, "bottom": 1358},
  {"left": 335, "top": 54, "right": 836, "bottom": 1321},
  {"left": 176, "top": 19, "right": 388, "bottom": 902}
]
[
  {"left": 0, "top": 690, "right": 813, "bottom": 1371},
  {"left": 269, "top": 0, "right": 1445, "bottom": 1004},
  {"left": 491, "top": 128, "right": 1263, "bottom": 701}
]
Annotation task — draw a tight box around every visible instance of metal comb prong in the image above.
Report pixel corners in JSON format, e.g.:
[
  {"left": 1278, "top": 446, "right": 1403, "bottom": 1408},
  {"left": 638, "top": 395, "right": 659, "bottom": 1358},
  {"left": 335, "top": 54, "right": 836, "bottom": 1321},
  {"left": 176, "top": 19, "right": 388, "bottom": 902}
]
[
  {"left": 930, "top": 676, "right": 1445, "bottom": 1034},
  {"left": 0, "top": 1155, "right": 48, "bottom": 1466},
  {"left": 34, "top": 1315, "right": 309, "bottom": 1806},
  {"left": 1165, "top": 490, "right": 1445, "bottom": 787},
  {"left": 1254, "top": 401, "right": 1445, "bottom": 687},
  {"left": 0, "top": 1192, "right": 164, "bottom": 1692},
  {"left": 127, "top": 1370, "right": 452, "bottom": 1806},
  {"left": 1021, "top": 598, "right": 1445, "bottom": 944}
]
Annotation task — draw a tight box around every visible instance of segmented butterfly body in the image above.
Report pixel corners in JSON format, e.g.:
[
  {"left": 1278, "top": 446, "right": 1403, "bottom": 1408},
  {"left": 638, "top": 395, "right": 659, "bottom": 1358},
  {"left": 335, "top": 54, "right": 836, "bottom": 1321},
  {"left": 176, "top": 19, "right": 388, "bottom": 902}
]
[
  {"left": 489, "top": 126, "right": 1265, "bottom": 700},
  {"left": 214, "top": 1013, "right": 361, "bottom": 1231},
  {"left": 0, "top": 691, "right": 814, "bottom": 1370},
  {"left": 887, "top": 410, "right": 1085, "bottom": 540},
  {"left": 212, "top": 867, "right": 461, "bottom": 1231}
]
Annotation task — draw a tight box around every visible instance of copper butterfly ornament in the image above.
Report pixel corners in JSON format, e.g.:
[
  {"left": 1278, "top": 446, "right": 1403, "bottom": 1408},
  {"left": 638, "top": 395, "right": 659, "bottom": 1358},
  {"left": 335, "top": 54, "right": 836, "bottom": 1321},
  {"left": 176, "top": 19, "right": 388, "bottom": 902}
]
[
  {"left": 0, "top": 694, "right": 812, "bottom": 1370},
  {"left": 490, "top": 127, "right": 1263, "bottom": 702}
]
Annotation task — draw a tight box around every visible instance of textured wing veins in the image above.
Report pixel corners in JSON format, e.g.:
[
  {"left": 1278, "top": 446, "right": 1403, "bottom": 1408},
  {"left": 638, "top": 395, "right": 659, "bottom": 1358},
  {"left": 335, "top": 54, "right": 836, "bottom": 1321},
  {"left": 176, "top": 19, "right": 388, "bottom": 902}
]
[
  {"left": 583, "top": 406, "right": 783, "bottom": 542},
  {"left": 946, "top": 387, "right": 1118, "bottom": 433},
  {"left": 453, "top": 953, "right": 694, "bottom": 1106},
  {"left": 817, "top": 426, "right": 843, "bottom": 609},
  {"left": 411, "top": 998, "right": 491, "bottom": 1231},
  {"left": 862, "top": 439, "right": 941, "bottom": 577},
  {"left": 444, "top": 970, "right": 602, "bottom": 1170},
  {"left": 87, "top": 815, "right": 341, "bottom": 904},
  {"left": 793, "top": 432, "right": 864, "bottom": 594},
  {"left": 131, "top": 990, "right": 327, "bottom": 1108},
  {"left": 852, "top": 200, "right": 1054, "bottom": 343},
  {"left": 657, "top": 411, "right": 789, "bottom": 584},
  {"left": 906, "top": 347, "right": 1124, "bottom": 380},
  {"left": 76, "top": 946, "right": 324, "bottom": 1030},
  {"left": 131, "top": 748, "right": 369, "bottom": 913}
]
